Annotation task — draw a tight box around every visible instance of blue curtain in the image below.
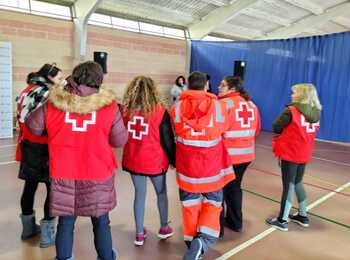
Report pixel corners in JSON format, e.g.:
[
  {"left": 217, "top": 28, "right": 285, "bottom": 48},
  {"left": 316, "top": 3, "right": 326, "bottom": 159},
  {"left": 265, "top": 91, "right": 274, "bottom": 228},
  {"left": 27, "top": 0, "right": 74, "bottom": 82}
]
[{"left": 190, "top": 32, "right": 350, "bottom": 142}]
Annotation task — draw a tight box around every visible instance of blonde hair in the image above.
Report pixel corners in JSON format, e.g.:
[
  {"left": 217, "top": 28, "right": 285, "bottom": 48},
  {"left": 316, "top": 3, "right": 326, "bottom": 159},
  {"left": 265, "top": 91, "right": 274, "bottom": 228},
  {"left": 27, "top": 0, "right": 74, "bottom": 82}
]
[
  {"left": 122, "top": 76, "right": 164, "bottom": 117},
  {"left": 292, "top": 83, "right": 322, "bottom": 110}
]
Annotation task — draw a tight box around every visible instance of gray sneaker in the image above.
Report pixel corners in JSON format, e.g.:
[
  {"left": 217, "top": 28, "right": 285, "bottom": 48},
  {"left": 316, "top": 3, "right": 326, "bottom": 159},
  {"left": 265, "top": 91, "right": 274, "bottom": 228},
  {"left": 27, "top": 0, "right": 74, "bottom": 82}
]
[
  {"left": 266, "top": 217, "right": 288, "bottom": 231},
  {"left": 289, "top": 214, "right": 309, "bottom": 227},
  {"left": 183, "top": 238, "right": 204, "bottom": 260}
]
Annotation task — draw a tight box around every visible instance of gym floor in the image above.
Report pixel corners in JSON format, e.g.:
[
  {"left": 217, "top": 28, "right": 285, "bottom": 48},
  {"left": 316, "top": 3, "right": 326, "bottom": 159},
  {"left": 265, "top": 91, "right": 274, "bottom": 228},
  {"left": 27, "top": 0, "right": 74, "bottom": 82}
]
[{"left": 0, "top": 131, "right": 349, "bottom": 260}]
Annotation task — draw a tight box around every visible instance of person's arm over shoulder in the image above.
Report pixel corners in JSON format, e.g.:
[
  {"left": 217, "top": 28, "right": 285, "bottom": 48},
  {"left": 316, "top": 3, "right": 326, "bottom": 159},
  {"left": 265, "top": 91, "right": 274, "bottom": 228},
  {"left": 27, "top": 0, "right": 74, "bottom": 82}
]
[
  {"left": 25, "top": 103, "right": 47, "bottom": 136},
  {"left": 272, "top": 107, "right": 291, "bottom": 134},
  {"left": 159, "top": 110, "right": 176, "bottom": 167},
  {"left": 109, "top": 107, "right": 128, "bottom": 148}
]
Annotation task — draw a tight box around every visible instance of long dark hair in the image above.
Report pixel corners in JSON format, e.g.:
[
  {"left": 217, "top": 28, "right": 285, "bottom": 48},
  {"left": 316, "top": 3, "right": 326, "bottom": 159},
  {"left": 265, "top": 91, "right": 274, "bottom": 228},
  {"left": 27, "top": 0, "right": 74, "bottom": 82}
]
[
  {"left": 224, "top": 76, "right": 250, "bottom": 100},
  {"left": 36, "top": 63, "right": 61, "bottom": 84},
  {"left": 175, "top": 75, "right": 186, "bottom": 87}
]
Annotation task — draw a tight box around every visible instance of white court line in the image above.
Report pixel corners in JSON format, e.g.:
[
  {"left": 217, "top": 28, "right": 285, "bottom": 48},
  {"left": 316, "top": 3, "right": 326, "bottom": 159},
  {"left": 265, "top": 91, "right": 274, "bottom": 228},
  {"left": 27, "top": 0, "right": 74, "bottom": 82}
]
[
  {"left": 256, "top": 144, "right": 350, "bottom": 167},
  {"left": 0, "top": 160, "right": 17, "bottom": 166},
  {"left": 216, "top": 180, "right": 350, "bottom": 260},
  {"left": 0, "top": 144, "right": 16, "bottom": 149}
]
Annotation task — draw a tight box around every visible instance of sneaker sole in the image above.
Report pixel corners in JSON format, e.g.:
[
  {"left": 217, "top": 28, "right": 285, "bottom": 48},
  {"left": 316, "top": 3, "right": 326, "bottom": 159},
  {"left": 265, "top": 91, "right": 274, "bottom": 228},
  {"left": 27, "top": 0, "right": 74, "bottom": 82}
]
[
  {"left": 157, "top": 232, "right": 174, "bottom": 240},
  {"left": 290, "top": 219, "right": 309, "bottom": 227},
  {"left": 134, "top": 240, "right": 144, "bottom": 246},
  {"left": 266, "top": 221, "right": 288, "bottom": 232}
]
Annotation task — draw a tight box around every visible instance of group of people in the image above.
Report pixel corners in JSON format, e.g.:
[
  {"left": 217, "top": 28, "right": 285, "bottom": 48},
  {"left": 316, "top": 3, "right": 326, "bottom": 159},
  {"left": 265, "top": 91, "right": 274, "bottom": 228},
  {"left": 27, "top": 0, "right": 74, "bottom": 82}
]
[{"left": 16, "top": 61, "right": 321, "bottom": 260}]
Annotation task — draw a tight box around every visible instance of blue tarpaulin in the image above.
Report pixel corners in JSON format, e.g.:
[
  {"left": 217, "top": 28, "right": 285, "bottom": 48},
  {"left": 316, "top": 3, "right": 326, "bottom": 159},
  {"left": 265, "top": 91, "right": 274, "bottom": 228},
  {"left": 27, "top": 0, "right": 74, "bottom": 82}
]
[{"left": 190, "top": 32, "right": 350, "bottom": 142}]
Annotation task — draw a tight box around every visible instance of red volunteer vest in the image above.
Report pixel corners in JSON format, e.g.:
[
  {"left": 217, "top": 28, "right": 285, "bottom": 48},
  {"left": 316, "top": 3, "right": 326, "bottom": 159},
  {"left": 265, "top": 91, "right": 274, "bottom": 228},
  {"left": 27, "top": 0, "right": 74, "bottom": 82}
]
[
  {"left": 16, "top": 84, "right": 48, "bottom": 161},
  {"left": 46, "top": 102, "right": 118, "bottom": 180},
  {"left": 220, "top": 92, "right": 260, "bottom": 164},
  {"left": 122, "top": 106, "right": 169, "bottom": 175},
  {"left": 273, "top": 106, "right": 319, "bottom": 163},
  {"left": 171, "top": 91, "right": 235, "bottom": 193}
]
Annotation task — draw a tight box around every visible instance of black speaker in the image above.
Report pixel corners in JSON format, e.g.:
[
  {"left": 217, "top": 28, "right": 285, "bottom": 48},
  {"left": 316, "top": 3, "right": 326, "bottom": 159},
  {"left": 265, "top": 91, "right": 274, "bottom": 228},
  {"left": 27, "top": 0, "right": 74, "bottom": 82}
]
[
  {"left": 233, "top": 60, "right": 246, "bottom": 80},
  {"left": 94, "top": 51, "right": 108, "bottom": 74}
]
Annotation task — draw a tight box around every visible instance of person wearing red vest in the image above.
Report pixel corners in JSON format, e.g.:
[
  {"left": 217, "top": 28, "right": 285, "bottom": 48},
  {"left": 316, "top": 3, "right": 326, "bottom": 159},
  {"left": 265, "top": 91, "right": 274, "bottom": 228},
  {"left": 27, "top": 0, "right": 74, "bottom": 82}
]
[
  {"left": 16, "top": 64, "right": 64, "bottom": 248},
  {"left": 267, "top": 84, "right": 321, "bottom": 231},
  {"left": 26, "top": 61, "right": 128, "bottom": 260},
  {"left": 121, "top": 76, "right": 175, "bottom": 246},
  {"left": 218, "top": 76, "right": 261, "bottom": 235},
  {"left": 170, "top": 71, "right": 235, "bottom": 260}
]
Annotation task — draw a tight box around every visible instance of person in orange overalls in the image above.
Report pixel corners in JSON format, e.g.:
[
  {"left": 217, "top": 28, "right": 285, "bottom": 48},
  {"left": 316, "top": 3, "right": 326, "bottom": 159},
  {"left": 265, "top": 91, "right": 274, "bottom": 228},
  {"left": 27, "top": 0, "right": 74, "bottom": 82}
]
[
  {"left": 171, "top": 71, "right": 235, "bottom": 260},
  {"left": 218, "top": 76, "right": 260, "bottom": 235}
]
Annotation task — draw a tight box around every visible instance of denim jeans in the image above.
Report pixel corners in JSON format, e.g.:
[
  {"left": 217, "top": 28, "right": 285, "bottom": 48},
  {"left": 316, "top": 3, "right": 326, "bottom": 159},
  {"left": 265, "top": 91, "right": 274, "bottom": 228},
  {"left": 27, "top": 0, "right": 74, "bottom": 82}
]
[{"left": 55, "top": 213, "right": 116, "bottom": 260}]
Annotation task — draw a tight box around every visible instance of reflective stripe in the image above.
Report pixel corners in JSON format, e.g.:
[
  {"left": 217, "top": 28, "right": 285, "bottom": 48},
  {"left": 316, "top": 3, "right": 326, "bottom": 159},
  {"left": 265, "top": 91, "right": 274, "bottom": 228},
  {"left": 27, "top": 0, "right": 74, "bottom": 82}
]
[
  {"left": 177, "top": 167, "right": 233, "bottom": 184},
  {"left": 182, "top": 198, "right": 202, "bottom": 207},
  {"left": 215, "top": 101, "right": 224, "bottom": 122},
  {"left": 198, "top": 226, "right": 220, "bottom": 238},
  {"left": 224, "top": 129, "right": 256, "bottom": 138},
  {"left": 249, "top": 101, "right": 256, "bottom": 108},
  {"left": 184, "top": 235, "right": 193, "bottom": 241},
  {"left": 223, "top": 98, "right": 234, "bottom": 109},
  {"left": 228, "top": 146, "right": 255, "bottom": 155},
  {"left": 176, "top": 137, "right": 221, "bottom": 147},
  {"left": 174, "top": 101, "right": 180, "bottom": 123},
  {"left": 203, "top": 198, "right": 222, "bottom": 207}
]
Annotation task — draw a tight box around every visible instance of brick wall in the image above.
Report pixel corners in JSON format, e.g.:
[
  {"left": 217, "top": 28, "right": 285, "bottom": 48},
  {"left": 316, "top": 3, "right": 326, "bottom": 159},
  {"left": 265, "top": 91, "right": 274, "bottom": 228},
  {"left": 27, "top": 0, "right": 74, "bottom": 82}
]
[{"left": 0, "top": 9, "right": 187, "bottom": 112}]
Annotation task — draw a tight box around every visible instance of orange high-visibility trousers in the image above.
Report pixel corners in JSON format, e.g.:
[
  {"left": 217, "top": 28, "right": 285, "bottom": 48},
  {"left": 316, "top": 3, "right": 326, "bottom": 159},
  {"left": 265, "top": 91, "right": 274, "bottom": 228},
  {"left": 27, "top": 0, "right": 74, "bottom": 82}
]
[{"left": 180, "top": 189, "right": 223, "bottom": 241}]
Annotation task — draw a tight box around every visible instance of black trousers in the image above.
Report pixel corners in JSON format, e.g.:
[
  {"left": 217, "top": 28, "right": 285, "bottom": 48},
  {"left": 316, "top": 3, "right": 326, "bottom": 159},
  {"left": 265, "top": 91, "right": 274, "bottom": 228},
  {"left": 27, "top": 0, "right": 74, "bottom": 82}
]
[
  {"left": 221, "top": 162, "right": 251, "bottom": 231},
  {"left": 20, "top": 180, "right": 53, "bottom": 220}
]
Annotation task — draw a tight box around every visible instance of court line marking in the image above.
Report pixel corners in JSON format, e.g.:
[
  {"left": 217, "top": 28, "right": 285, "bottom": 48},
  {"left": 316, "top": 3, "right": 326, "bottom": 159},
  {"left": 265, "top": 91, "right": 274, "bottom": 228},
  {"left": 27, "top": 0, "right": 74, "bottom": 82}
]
[
  {"left": 216, "top": 180, "right": 350, "bottom": 260},
  {"left": 0, "top": 161, "right": 17, "bottom": 166},
  {"left": 256, "top": 144, "right": 350, "bottom": 167},
  {"left": 0, "top": 144, "right": 16, "bottom": 149}
]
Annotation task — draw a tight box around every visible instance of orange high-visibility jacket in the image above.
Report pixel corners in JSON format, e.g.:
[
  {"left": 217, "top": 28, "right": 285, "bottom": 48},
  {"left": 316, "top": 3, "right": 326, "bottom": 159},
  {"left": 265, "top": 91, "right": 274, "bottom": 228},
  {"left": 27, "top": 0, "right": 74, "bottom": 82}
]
[
  {"left": 171, "top": 90, "right": 235, "bottom": 193},
  {"left": 220, "top": 92, "right": 261, "bottom": 164}
]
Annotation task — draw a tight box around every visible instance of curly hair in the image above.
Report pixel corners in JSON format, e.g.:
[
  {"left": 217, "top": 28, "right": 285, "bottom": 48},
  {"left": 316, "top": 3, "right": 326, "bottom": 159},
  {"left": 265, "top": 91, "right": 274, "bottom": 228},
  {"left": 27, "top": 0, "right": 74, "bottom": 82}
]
[{"left": 122, "top": 76, "right": 165, "bottom": 117}]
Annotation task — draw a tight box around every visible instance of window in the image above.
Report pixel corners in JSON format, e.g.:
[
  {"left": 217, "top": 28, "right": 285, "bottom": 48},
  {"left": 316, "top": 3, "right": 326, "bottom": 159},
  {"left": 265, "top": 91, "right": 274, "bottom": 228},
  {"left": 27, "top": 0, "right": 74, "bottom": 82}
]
[
  {"left": 163, "top": 27, "right": 185, "bottom": 39},
  {"left": 111, "top": 17, "right": 139, "bottom": 32},
  {"left": 0, "top": 0, "right": 30, "bottom": 13},
  {"left": 0, "top": 0, "right": 72, "bottom": 20},
  {"left": 88, "top": 13, "right": 112, "bottom": 27},
  {"left": 30, "top": 1, "right": 71, "bottom": 20},
  {"left": 139, "top": 22, "right": 163, "bottom": 36}
]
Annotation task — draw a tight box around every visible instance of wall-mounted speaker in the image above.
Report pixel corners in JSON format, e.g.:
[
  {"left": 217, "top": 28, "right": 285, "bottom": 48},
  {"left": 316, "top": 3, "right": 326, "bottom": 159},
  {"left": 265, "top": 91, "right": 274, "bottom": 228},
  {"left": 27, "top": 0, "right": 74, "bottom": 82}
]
[
  {"left": 234, "top": 60, "right": 246, "bottom": 80},
  {"left": 94, "top": 51, "right": 108, "bottom": 74}
]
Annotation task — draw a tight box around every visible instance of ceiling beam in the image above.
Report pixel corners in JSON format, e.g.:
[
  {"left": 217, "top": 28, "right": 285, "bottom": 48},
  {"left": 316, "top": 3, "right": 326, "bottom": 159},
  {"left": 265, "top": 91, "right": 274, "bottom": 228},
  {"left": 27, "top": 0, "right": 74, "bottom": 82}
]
[
  {"left": 242, "top": 7, "right": 292, "bottom": 26},
  {"left": 200, "top": 0, "right": 230, "bottom": 7},
  {"left": 281, "top": 0, "right": 324, "bottom": 15},
  {"left": 188, "top": 0, "right": 258, "bottom": 39},
  {"left": 332, "top": 16, "right": 350, "bottom": 29},
  {"left": 259, "top": 2, "right": 350, "bottom": 40}
]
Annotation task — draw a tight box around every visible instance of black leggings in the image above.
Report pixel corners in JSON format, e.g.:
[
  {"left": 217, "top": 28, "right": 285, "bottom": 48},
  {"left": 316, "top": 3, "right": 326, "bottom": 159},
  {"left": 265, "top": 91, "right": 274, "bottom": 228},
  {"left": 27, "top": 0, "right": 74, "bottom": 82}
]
[{"left": 20, "top": 180, "right": 53, "bottom": 220}]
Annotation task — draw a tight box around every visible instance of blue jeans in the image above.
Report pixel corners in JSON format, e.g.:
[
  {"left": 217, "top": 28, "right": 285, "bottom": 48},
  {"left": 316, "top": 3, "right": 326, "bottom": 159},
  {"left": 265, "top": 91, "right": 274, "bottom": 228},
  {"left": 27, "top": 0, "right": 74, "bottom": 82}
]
[{"left": 55, "top": 213, "right": 116, "bottom": 260}]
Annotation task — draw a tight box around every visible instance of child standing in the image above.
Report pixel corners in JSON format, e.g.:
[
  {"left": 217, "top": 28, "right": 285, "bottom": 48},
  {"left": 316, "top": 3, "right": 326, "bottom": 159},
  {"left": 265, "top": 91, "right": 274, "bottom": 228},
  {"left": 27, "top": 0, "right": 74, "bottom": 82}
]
[
  {"left": 266, "top": 83, "right": 321, "bottom": 231},
  {"left": 122, "top": 76, "right": 175, "bottom": 246}
]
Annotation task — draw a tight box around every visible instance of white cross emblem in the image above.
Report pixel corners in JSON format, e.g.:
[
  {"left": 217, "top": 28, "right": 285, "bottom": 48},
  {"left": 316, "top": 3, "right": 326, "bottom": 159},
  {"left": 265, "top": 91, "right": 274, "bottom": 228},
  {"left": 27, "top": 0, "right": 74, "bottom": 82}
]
[
  {"left": 301, "top": 115, "right": 319, "bottom": 133},
  {"left": 236, "top": 102, "right": 255, "bottom": 128},
  {"left": 127, "top": 116, "right": 149, "bottom": 140},
  {"left": 65, "top": 112, "right": 96, "bottom": 132}
]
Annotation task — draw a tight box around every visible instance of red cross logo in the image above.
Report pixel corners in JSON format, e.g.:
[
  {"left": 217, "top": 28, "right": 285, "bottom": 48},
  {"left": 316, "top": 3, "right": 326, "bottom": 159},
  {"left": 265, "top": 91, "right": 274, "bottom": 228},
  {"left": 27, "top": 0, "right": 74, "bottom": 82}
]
[
  {"left": 236, "top": 102, "right": 254, "bottom": 128},
  {"left": 301, "top": 115, "right": 319, "bottom": 133},
  {"left": 128, "top": 116, "right": 149, "bottom": 140},
  {"left": 65, "top": 112, "right": 96, "bottom": 132}
]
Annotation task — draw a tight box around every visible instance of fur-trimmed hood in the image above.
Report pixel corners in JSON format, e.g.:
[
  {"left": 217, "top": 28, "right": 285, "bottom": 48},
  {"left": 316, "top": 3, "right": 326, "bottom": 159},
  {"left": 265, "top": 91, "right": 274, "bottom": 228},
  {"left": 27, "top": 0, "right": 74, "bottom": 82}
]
[{"left": 49, "top": 85, "right": 117, "bottom": 114}]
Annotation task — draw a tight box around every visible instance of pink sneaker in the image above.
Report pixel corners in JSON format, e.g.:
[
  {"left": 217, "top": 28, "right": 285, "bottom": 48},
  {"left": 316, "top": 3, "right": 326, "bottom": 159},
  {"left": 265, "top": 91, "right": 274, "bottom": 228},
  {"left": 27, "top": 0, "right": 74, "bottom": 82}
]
[
  {"left": 134, "top": 228, "right": 147, "bottom": 246},
  {"left": 157, "top": 225, "right": 174, "bottom": 240}
]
